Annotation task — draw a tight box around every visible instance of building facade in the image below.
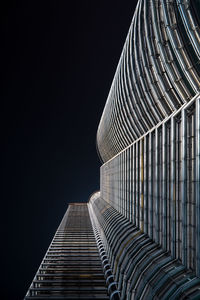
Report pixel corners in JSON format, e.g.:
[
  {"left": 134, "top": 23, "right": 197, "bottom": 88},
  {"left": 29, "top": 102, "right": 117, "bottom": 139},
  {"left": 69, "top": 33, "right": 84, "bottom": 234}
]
[
  {"left": 26, "top": 1, "right": 200, "bottom": 299},
  {"left": 25, "top": 203, "right": 120, "bottom": 299}
]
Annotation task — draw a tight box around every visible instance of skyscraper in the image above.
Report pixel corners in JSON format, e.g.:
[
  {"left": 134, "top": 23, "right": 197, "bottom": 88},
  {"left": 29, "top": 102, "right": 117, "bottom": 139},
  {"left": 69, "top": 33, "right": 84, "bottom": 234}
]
[
  {"left": 25, "top": 203, "right": 119, "bottom": 299},
  {"left": 26, "top": 1, "right": 200, "bottom": 299}
]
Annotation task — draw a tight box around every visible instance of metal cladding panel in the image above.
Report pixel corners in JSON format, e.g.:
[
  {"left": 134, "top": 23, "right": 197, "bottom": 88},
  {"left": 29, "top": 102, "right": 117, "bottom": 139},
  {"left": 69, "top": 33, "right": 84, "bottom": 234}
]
[{"left": 97, "top": 0, "right": 200, "bottom": 163}]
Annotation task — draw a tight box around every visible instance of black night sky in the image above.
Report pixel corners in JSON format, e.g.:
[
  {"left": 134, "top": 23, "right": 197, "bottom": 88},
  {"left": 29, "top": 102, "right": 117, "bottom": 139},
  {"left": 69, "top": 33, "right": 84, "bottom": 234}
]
[{"left": 1, "top": 1, "right": 137, "bottom": 299}]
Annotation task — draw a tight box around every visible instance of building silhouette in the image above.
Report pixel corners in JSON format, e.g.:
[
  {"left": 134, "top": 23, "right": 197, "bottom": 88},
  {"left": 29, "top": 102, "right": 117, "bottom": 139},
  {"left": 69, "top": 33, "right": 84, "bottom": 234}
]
[{"left": 25, "top": 1, "right": 200, "bottom": 299}]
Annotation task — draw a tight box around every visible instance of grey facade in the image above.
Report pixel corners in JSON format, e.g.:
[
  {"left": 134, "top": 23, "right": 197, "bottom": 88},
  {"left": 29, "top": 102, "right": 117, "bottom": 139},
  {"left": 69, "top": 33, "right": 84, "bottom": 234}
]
[{"left": 26, "top": 1, "right": 200, "bottom": 299}]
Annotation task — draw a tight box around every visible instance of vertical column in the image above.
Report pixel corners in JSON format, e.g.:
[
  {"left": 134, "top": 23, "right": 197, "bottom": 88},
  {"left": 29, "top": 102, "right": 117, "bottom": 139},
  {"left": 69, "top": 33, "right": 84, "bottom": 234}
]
[
  {"left": 123, "top": 151, "right": 125, "bottom": 217},
  {"left": 176, "top": 121, "right": 182, "bottom": 261},
  {"left": 126, "top": 149, "right": 128, "bottom": 220},
  {"left": 121, "top": 152, "right": 123, "bottom": 216},
  {"left": 152, "top": 133, "right": 156, "bottom": 240},
  {"left": 137, "top": 141, "right": 140, "bottom": 228},
  {"left": 149, "top": 132, "right": 153, "bottom": 239},
  {"left": 144, "top": 135, "right": 148, "bottom": 234},
  {"left": 126, "top": 149, "right": 129, "bottom": 220},
  {"left": 110, "top": 161, "right": 111, "bottom": 207},
  {"left": 162, "top": 123, "right": 167, "bottom": 250},
  {"left": 123, "top": 151, "right": 126, "bottom": 218},
  {"left": 196, "top": 97, "right": 200, "bottom": 276},
  {"left": 127, "top": 147, "right": 131, "bottom": 222},
  {"left": 155, "top": 128, "right": 159, "bottom": 244},
  {"left": 107, "top": 162, "right": 110, "bottom": 205},
  {"left": 119, "top": 154, "right": 122, "bottom": 215},
  {"left": 171, "top": 117, "right": 176, "bottom": 258},
  {"left": 140, "top": 139, "right": 144, "bottom": 232},
  {"left": 167, "top": 124, "right": 171, "bottom": 253},
  {"left": 113, "top": 158, "right": 115, "bottom": 210},
  {"left": 129, "top": 146, "right": 133, "bottom": 222},
  {"left": 133, "top": 143, "right": 136, "bottom": 225},
  {"left": 113, "top": 159, "right": 116, "bottom": 210},
  {"left": 117, "top": 156, "right": 120, "bottom": 212},
  {"left": 181, "top": 108, "right": 187, "bottom": 266},
  {"left": 136, "top": 142, "right": 139, "bottom": 227}
]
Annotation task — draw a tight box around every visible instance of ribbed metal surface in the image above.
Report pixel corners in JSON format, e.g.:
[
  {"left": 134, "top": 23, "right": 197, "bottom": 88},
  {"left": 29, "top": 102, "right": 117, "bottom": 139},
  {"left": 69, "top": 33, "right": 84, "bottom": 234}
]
[
  {"left": 97, "top": 0, "right": 200, "bottom": 162},
  {"left": 94, "top": 0, "right": 200, "bottom": 298},
  {"left": 25, "top": 1, "right": 200, "bottom": 299},
  {"left": 25, "top": 204, "right": 109, "bottom": 300},
  {"left": 99, "top": 96, "right": 200, "bottom": 275},
  {"left": 89, "top": 193, "right": 200, "bottom": 299}
]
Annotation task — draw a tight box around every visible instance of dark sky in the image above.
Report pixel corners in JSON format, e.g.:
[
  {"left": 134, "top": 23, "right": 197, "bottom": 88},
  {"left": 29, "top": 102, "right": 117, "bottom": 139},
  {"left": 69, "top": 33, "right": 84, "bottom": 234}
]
[{"left": 1, "top": 1, "right": 137, "bottom": 299}]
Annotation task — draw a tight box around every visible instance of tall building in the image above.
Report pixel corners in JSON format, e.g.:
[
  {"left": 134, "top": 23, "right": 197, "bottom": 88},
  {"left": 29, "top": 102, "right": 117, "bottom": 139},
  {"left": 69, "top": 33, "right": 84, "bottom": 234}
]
[
  {"left": 25, "top": 203, "right": 119, "bottom": 299},
  {"left": 26, "top": 1, "right": 200, "bottom": 299}
]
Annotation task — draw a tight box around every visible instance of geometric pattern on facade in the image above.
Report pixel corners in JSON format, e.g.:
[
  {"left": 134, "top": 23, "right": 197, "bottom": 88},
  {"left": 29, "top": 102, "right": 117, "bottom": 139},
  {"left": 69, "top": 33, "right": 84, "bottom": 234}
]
[
  {"left": 89, "top": 189, "right": 200, "bottom": 299},
  {"left": 93, "top": 0, "right": 200, "bottom": 298},
  {"left": 97, "top": 0, "right": 200, "bottom": 162},
  {"left": 25, "top": 203, "right": 119, "bottom": 299},
  {"left": 91, "top": 94, "right": 200, "bottom": 298},
  {"left": 26, "top": 1, "right": 200, "bottom": 299}
]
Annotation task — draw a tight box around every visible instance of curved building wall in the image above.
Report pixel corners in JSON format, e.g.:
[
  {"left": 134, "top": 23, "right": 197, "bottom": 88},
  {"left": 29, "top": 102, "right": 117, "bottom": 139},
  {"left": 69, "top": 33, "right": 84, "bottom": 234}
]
[
  {"left": 95, "top": 94, "right": 200, "bottom": 298},
  {"left": 24, "top": 1, "right": 200, "bottom": 299},
  {"left": 89, "top": 188, "right": 200, "bottom": 299},
  {"left": 98, "top": 95, "right": 200, "bottom": 272},
  {"left": 92, "top": 1, "right": 200, "bottom": 298},
  {"left": 97, "top": 0, "right": 200, "bottom": 163}
]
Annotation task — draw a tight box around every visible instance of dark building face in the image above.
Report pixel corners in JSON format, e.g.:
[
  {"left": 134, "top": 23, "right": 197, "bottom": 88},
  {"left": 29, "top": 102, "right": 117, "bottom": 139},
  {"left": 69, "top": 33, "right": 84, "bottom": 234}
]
[{"left": 26, "top": 1, "right": 200, "bottom": 299}]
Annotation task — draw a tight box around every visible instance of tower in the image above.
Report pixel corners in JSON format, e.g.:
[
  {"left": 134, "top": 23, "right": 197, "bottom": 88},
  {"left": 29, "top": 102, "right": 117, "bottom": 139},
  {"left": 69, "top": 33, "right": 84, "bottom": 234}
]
[{"left": 26, "top": 1, "right": 200, "bottom": 299}]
